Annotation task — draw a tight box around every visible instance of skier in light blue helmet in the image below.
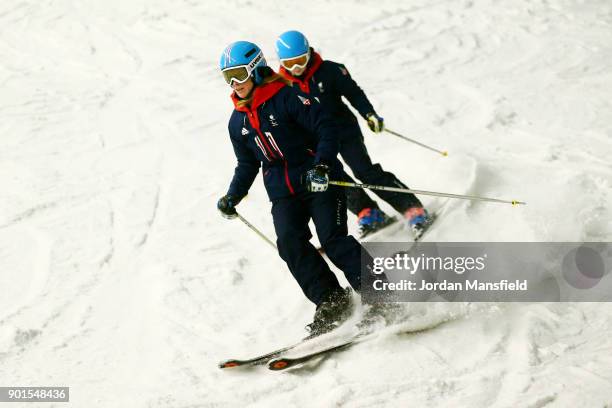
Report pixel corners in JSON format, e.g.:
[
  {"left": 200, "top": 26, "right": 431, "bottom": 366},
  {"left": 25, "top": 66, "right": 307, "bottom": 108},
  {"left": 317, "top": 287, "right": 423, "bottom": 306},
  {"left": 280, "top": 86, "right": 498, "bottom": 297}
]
[
  {"left": 275, "top": 30, "right": 433, "bottom": 240},
  {"left": 219, "top": 40, "right": 267, "bottom": 89},
  {"left": 275, "top": 30, "right": 310, "bottom": 71}
]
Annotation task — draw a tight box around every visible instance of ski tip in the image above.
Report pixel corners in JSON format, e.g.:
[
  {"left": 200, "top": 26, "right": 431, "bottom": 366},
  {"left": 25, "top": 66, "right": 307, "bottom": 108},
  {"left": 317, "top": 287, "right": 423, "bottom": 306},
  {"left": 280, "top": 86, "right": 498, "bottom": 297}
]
[
  {"left": 441, "top": 150, "right": 448, "bottom": 157},
  {"left": 511, "top": 200, "right": 526, "bottom": 206},
  {"left": 218, "top": 360, "right": 241, "bottom": 369},
  {"left": 268, "top": 359, "right": 289, "bottom": 371}
]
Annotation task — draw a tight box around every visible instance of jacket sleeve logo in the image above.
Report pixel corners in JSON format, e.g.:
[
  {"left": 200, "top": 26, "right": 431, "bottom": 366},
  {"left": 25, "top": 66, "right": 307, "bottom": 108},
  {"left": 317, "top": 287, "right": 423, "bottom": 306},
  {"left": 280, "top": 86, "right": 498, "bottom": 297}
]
[{"left": 269, "top": 114, "right": 279, "bottom": 127}]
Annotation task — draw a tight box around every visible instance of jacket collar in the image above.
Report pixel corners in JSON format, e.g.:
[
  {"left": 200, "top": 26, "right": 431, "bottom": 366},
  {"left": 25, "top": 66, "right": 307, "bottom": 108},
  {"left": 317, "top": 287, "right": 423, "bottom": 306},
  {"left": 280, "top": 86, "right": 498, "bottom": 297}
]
[{"left": 231, "top": 79, "right": 286, "bottom": 113}]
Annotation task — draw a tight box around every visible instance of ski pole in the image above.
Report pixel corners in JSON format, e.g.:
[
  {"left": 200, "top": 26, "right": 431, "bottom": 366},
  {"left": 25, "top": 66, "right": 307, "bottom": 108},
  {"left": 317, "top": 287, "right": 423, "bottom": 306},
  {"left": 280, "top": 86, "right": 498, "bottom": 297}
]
[
  {"left": 329, "top": 180, "right": 526, "bottom": 206},
  {"left": 236, "top": 212, "right": 277, "bottom": 250},
  {"left": 384, "top": 128, "right": 448, "bottom": 157}
]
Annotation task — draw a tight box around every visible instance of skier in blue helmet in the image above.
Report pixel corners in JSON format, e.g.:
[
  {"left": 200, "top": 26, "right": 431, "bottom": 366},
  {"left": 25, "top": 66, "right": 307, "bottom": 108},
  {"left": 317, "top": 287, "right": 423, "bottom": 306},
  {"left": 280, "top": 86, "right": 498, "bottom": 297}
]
[
  {"left": 219, "top": 40, "right": 267, "bottom": 85},
  {"left": 216, "top": 40, "right": 388, "bottom": 335},
  {"left": 276, "top": 31, "right": 433, "bottom": 239}
]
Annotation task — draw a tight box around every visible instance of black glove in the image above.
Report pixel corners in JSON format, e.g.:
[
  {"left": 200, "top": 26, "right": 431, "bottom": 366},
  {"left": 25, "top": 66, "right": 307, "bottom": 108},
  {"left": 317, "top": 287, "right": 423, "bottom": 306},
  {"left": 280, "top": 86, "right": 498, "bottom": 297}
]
[
  {"left": 366, "top": 112, "right": 384, "bottom": 133},
  {"left": 217, "top": 194, "right": 242, "bottom": 219},
  {"left": 305, "top": 164, "right": 330, "bottom": 192}
]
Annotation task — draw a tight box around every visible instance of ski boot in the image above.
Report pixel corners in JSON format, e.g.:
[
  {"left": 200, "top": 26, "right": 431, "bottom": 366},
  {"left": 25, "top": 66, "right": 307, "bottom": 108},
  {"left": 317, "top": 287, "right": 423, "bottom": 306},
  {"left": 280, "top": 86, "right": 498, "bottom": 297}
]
[
  {"left": 358, "top": 208, "right": 396, "bottom": 239},
  {"left": 357, "top": 302, "right": 406, "bottom": 333},
  {"left": 404, "top": 207, "right": 434, "bottom": 240},
  {"left": 306, "top": 287, "right": 354, "bottom": 337}
]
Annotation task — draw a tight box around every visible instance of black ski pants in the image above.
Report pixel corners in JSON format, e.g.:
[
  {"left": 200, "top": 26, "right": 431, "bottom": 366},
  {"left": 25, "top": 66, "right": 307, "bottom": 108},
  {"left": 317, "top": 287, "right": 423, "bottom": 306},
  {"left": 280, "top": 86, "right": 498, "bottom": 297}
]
[
  {"left": 339, "top": 124, "right": 422, "bottom": 215},
  {"left": 271, "top": 186, "right": 365, "bottom": 306}
]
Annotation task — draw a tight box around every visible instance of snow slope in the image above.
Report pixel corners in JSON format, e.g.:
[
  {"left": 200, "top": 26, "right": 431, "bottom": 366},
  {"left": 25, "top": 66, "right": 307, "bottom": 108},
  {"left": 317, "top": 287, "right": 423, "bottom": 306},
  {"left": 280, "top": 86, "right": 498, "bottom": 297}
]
[{"left": 1, "top": 0, "right": 611, "bottom": 406}]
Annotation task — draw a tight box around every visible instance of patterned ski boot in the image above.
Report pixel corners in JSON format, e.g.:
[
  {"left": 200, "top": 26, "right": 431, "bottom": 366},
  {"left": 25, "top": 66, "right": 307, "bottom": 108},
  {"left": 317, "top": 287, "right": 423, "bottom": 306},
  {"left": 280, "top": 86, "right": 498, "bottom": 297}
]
[
  {"left": 404, "top": 207, "right": 434, "bottom": 240},
  {"left": 358, "top": 208, "right": 396, "bottom": 239}
]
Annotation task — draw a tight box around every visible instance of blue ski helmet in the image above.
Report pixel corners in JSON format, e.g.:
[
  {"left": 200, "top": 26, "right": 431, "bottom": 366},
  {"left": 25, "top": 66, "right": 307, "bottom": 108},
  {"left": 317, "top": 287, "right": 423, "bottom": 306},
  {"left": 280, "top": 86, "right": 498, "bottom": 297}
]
[
  {"left": 275, "top": 30, "right": 309, "bottom": 60},
  {"left": 219, "top": 41, "right": 267, "bottom": 85}
]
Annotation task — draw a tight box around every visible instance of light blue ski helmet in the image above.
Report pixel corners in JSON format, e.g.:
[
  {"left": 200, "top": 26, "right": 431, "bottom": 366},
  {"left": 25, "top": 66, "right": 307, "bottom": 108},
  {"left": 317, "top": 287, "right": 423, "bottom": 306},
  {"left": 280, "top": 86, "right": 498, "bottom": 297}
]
[
  {"left": 275, "top": 30, "right": 309, "bottom": 60},
  {"left": 219, "top": 41, "right": 267, "bottom": 85}
]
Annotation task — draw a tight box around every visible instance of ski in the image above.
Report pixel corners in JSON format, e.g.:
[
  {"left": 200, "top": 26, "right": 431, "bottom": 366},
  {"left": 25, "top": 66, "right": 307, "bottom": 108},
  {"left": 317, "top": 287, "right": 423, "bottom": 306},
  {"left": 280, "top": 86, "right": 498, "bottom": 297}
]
[
  {"left": 268, "top": 334, "right": 364, "bottom": 371},
  {"left": 267, "top": 318, "right": 449, "bottom": 371},
  {"left": 218, "top": 334, "right": 318, "bottom": 369}
]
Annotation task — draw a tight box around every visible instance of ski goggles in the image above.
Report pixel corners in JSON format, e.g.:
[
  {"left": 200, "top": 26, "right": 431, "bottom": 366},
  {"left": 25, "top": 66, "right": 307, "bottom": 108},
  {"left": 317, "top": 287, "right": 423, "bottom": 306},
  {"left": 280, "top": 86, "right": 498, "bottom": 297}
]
[
  {"left": 222, "top": 66, "right": 250, "bottom": 85},
  {"left": 221, "top": 51, "right": 263, "bottom": 85},
  {"left": 280, "top": 52, "right": 310, "bottom": 71}
]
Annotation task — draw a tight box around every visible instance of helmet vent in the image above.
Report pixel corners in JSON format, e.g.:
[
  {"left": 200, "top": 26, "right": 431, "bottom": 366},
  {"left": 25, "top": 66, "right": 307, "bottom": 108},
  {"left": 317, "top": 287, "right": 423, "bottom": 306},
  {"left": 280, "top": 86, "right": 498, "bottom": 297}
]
[{"left": 244, "top": 48, "right": 256, "bottom": 58}]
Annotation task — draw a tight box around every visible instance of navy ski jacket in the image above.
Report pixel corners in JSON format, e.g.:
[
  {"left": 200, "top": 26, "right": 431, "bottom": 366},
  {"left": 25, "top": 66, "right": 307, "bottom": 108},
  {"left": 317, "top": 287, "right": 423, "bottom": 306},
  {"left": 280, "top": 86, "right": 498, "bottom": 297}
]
[
  {"left": 279, "top": 50, "right": 376, "bottom": 130},
  {"left": 226, "top": 69, "right": 342, "bottom": 201}
]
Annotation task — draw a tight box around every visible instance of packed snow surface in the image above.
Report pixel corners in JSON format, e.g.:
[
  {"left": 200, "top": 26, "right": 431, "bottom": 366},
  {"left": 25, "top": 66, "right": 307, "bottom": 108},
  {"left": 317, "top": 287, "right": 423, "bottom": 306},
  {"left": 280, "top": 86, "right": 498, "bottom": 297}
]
[{"left": 1, "top": 0, "right": 611, "bottom": 407}]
